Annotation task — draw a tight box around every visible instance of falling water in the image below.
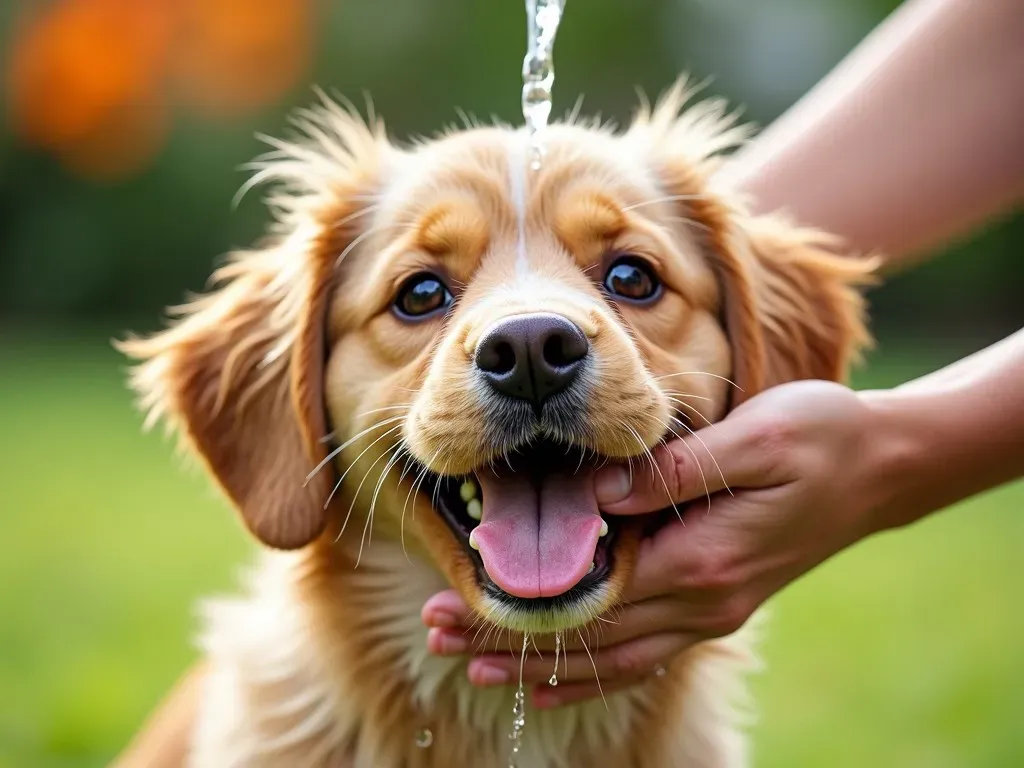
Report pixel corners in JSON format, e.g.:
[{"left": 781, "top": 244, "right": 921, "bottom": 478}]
[
  {"left": 522, "top": 0, "right": 566, "bottom": 169},
  {"left": 508, "top": 633, "right": 530, "bottom": 767},
  {"left": 549, "top": 631, "right": 562, "bottom": 686},
  {"left": 503, "top": 7, "right": 568, "bottom": 763}
]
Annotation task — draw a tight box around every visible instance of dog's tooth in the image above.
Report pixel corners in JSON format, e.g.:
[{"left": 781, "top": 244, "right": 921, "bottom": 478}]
[
  {"left": 466, "top": 498, "right": 482, "bottom": 521},
  {"left": 459, "top": 480, "right": 477, "bottom": 503},
  {"left": 599, "top": 519, "right": 609, "bottom": 537},
  {"left": 469, "top": 529, "right": 480, "bottom": 550},
  {"left": 588, "top": 562, "right": 595, "bottom": 574}
]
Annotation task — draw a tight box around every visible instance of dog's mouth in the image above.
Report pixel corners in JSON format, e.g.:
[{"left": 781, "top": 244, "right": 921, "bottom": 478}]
[{"left": 418, "top": 439, "right": 619, "bottom": 609}]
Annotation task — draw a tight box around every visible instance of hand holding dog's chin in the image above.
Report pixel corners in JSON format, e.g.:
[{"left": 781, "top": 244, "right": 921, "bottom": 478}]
[{"left": 423, "top": 380, "right": 909, "bottom": 707}]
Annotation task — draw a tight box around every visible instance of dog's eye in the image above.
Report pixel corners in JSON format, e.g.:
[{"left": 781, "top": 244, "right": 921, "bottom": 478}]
[
  {"left": 603, "top": 257, "right": 660, "bottom": 302},
  {"left": 394, "top": 273, "right": 453, "bottom": 319}
]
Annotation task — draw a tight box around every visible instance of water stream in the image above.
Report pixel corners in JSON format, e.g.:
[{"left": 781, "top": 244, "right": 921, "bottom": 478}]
[
  {"left": 522, "top": 0, "right": 566, "bottom": 169},
  {"left": 506, "top": 4, "right": 568, "bottom": 764}
]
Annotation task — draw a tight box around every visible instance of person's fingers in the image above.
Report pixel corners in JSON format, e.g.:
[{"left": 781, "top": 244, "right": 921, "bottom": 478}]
[
  {"left": 594, "top": 419, "right": 774, "bottom": 515},
  {"left": 428, "top": 597, "right": 691, "bottom": 657},
  {"left": 623, "top": 498, "right": 744, "bottom": 604},
  {"left": 466, "top": 633, "right": 693, "bottom": 687},
  {"left": 421, "top": 590, "right": 473, "bottom": 629},
  {"left": 532, "top": 676, "right": 648, "bottom": 709},
  {"left": 621, "top": 519, "right": 708, "bottom": 602}
]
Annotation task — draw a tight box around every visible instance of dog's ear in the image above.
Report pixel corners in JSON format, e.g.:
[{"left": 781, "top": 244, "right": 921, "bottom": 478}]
[
  {"left": 707, "top": 213, "right": 876, "bottom": 406},
  {"left": 630, "top": 77, "right": 876, "bottom": 406},
  {"left": 118, "top": 101, "right": 388, "bottom": 549}
]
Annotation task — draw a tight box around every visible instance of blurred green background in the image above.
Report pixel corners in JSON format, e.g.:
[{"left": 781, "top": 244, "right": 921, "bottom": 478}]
[{"left": 1, "top": 0, "right": 1021, "bottom": 766}]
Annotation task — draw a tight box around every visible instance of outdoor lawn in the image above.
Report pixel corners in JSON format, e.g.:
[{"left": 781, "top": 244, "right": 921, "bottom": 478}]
[{"left": 2, "top": 334, "right": 1021, "bottom": 768}]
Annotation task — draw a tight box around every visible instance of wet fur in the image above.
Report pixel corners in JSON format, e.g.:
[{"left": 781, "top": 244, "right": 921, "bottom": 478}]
[{"left": 116, "top": 79, "right": 873, "bottom": 767}]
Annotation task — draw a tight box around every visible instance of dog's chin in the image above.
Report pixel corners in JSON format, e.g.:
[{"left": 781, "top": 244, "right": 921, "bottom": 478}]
[{"left": 412, "top": 438, "right": 646, "bottom": 634}]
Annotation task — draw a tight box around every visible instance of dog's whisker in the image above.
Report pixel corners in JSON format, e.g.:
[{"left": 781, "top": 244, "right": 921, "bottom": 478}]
[
  {"left": 649, "top": 415, "right": 713, "bottom": 517},
  {"left": 395, "top": 453, "right": 418, "bottom": 562},
  {"left": 621, "top": 193, "right": 707, "bottom": 212},
  {"left": 664, "top": 397, "right": 714, "bottom": 429},
  {"left": 653, "top": 371, "right": 742, "bottom": 392},
  {"left": 306, "top": 415, "right": 407, "bottom": 485},
  {"left": 342, "top": 438, "right": 402, "bottom": 560},
  {"left": 334, "top": 226, "right": 381, "bottom": 268},
  {"left": 399, "top": 445, "right": 442, "bottom": 544},
  {"left": 576, "top": 628, "right": 608, "bottom": 710},
  {"left": 354, "top": 404, "right": 413, "bottom": 419},
  {"left": 325, "top": 423, "right": 404, "bottom": 516},
  {"left": 622, "top": 423, "right": 685, "bottom": 526},
  {"left": 658, "top": 388, "right": 714, "bottom": 403},
  {"left": 663, "top": 415, "right": 733, "bottom": 500},
  {"left": 332, "top": 203, "right": 381, "bottom": 230},
  {"left": 662, "top": 214, "right": 713, "bottom": 234},
  {"left": 359, "top": 443, "right": 409, "bottom": 568}
]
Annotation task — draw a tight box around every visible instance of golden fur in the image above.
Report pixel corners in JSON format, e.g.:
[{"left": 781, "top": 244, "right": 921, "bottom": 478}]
[{"left": 115, "top": 79, "right": 874, "bottom": 767}]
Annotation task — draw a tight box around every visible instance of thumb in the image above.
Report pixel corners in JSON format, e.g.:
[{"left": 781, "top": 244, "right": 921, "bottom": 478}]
[{"left": 594, "top": 422, "right": 762, "bottom": 516}]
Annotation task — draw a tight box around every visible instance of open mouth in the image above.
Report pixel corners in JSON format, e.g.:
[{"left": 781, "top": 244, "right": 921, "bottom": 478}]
[{"left": 417, "top": 439, "right": 620, "bottom": 610}]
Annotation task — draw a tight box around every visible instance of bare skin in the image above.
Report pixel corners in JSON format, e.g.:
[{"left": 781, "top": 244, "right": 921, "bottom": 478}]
[
  {"left": 422, "top": 0, "right": 1024, "bottom": 707},
  {"left": 718, "top": 0, "right": 1024, "bottom": 266}
]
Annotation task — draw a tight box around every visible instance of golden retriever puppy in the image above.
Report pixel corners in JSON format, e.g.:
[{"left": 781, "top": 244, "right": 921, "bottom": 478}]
[{"left": 117, "top": 80, "right": 873, "bottom": 767}]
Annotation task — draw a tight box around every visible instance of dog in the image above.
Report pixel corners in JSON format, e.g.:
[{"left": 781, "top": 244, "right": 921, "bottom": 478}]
[{"left": 114, "top": 79, "right": 873, "bottom": 767}]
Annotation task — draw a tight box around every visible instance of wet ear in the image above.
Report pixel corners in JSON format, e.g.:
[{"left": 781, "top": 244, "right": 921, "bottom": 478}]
[
  {"left": 118, "top": 99, "right": 388, "bottom": 548},
  {"left": 712, "top": 214, "right": 877, "bottom": 406}
]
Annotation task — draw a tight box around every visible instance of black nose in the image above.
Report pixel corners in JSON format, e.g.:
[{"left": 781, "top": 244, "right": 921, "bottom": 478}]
[{"left": 475, "top": 313, "right": 589, "bottom": 409}]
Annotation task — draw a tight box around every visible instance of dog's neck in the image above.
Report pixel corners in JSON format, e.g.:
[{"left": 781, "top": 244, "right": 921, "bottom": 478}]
[
  {"left": 296, "top": 537, "right": 661, "bottom": 766},
  {"left": 194, "top": 526, "right": 729, "bottom": 767}
]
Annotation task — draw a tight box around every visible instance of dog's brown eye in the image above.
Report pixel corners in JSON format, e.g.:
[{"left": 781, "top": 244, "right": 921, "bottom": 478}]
[
  {"left": 394, "top": 273, "right": 453, "bottom": 319},
  {"left": 603, "top": 257, "right": 660, "bottom": 303}
]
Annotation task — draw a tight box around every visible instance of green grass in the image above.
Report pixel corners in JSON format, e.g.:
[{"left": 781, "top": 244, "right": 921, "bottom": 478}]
[{"left": 1, "top": 334, "right": 1021, "bottom": 767}]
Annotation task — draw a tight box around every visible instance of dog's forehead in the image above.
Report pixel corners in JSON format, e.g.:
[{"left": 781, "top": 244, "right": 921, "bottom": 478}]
[{"left": 378, "top": 125, "right": 663, "bottom": 228}]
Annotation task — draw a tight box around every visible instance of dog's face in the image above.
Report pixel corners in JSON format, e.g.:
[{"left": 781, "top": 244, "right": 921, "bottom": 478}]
[{"left": 122, "top": 83, "right": 872, "bottom": 634}]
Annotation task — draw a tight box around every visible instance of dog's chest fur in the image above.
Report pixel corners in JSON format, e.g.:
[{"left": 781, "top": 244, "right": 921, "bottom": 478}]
[{"left": 186, "top": 541, "right": 755, "bottom": 767}]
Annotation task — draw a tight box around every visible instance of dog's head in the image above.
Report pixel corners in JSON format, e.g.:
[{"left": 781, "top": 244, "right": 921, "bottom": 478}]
[{"left": 121, "top": 82, "right": 873, "bottom": 634}]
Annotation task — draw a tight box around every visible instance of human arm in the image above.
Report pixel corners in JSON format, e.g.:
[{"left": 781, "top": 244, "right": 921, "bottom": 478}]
[
  {"left": 109, "top": 662, "right": 206, "bottom": 768},
  {"left": 716, "top": 0, "right": 1024, "bottom": 267},
  {"left": 422, "top": 331, "right": 1024, "bottom": 705}
]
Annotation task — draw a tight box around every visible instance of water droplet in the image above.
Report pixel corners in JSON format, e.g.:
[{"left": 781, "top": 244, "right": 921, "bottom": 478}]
[
  {"left": 508, "top": 633, "right": 530, "bottom": 767},
  {"left": 548, "top": 631, "right": 562, "bottom": 686},
  {"left": 415, "top": 727, "right": 433, "bottom": 748},
  {"left": 522, "top": 0, "right": 566, "bottom": 170}
]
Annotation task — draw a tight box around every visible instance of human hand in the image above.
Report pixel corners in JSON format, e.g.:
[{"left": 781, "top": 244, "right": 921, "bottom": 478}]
[{"left": 422, "top": 380, "right": 901, "bottom": 707}]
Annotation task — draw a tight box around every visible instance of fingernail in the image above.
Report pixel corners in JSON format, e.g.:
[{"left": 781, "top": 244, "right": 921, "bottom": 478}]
[
  {"left": 595, "top": 466, "right": 631, "bottom": 504},
  {"left": 427, "top": 628, "right": 468, "bottom": 655},
  {"left": 469, "top": 661, "right": 510, "bottom": 686}
]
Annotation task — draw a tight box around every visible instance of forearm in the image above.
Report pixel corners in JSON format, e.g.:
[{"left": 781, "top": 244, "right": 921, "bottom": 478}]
[
  {"left": 863, "top": 329, "right": 1024, "bottom": 531},
  {"left": 718, "top": 0, "right": 1024, "bottom": 265},
  {"left": 111, "top": 662, "right": 205, "bottom": 768}
]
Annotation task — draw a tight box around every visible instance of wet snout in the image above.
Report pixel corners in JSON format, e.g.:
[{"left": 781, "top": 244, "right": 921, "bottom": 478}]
[{"left": 474, "top": 312, "right": 589, "bottom": 412}]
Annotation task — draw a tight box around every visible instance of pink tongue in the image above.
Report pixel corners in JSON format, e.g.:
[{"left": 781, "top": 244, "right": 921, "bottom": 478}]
[{"left": 473, "top": 468, "right": 602, "bottom": 599}]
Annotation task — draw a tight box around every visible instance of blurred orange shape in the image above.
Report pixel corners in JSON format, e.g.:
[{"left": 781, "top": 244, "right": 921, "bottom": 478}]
[
  {"left": 58, "top": 101, "right": 170, "bottom": 182},
  {"left": 4, "top": 0, "right": 317, "bottom": 179},
  {"left": 173, "top": 0, "right": 312, "bottom": 117},
  {"left": 6, "top": 0, "right": 173, "bottom": 148}
]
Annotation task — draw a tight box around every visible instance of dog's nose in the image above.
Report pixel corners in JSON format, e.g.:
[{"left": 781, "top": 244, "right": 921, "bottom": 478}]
[{"left": 475, "top": 313, "right": 589, "bottom": 409}]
